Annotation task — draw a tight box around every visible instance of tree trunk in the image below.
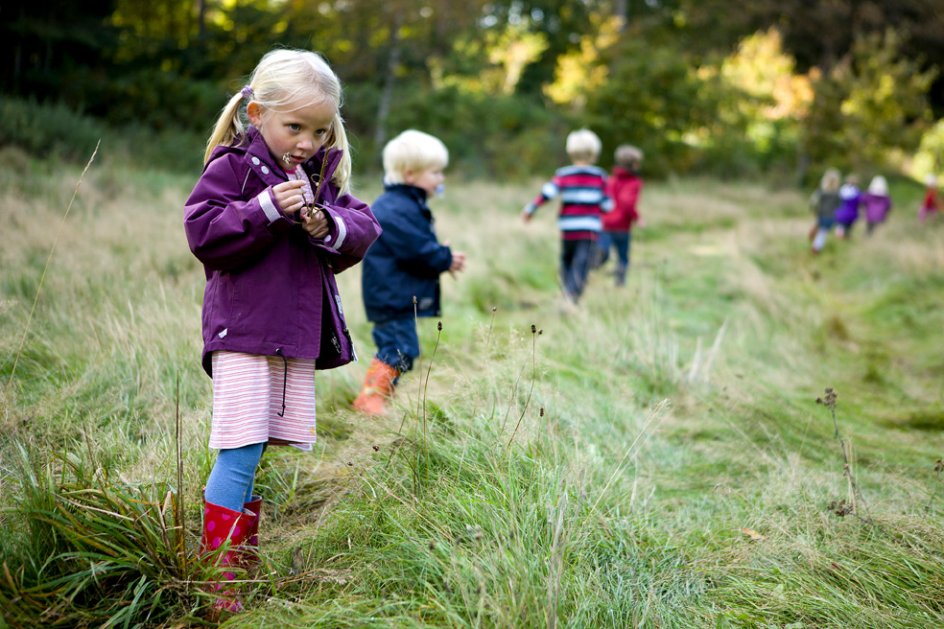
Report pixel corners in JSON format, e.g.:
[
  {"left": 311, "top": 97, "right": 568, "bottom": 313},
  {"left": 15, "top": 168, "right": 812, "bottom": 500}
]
[
  {"left": 615, "top": 0, "right": 628, "bottom": 32},
  {"left": 197, "top": 0, "right": 206, "bottom": 40},
  {"left": 374, "top": 12, "right": 402, "bottom": 149}
]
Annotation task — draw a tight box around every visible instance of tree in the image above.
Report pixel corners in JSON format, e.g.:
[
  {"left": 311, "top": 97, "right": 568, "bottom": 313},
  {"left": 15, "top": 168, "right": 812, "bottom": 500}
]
[
  {"left": 0, "top": 0, "right": 117, "bottom": 105},
  {"left": 801, "top": 29, "right": 936, "bottom": 175}
]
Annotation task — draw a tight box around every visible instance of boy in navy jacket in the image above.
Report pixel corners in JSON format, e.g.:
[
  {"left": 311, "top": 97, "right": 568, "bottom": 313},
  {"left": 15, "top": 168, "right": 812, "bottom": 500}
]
[{"left": 354, "top": 130, "right": 466, "bottom": 415}]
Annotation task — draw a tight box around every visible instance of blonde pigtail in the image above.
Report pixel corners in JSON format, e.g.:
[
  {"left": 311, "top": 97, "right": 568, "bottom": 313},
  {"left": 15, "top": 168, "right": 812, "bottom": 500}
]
[
  {"left": 204, "top": 92, "right": 247, "bottom": 164},
  {"left": 329, "top": 113, "right": 352, "bottom": 194}
]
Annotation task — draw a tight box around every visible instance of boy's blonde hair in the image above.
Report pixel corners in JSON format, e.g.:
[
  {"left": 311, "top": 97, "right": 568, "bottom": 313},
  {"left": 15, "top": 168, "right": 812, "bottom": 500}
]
[
  {"left": 615, "top": 144, "right": 643, "bottom": 169},
  {"left": 565, "top": 129, "right": 602, "bottom": 163},
  {"left": 204, "top": 48, "right": 352, "bottom": 193},
  {"left": 383, "top": 129, "right": 449, "bottom": 184},
  {"left": 821, "top": 168, "right": 841, "bottom": 192}
]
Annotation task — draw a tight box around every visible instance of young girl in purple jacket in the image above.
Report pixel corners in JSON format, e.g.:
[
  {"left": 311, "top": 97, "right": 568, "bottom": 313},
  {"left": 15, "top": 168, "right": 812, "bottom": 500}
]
[{"left": 183, "top": 49, "right": 380, "bottom": 613}]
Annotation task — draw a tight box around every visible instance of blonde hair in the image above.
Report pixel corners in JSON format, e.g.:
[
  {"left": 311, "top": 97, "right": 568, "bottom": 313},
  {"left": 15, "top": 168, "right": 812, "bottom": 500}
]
[
  {"left": 204, "top": 48, "right": 352, "bottom": 193},
  {"left": 614, "top": 144, "right": 643, "bottom": 169},
  {"left": 867, "top": 175, "right": 888, "bottom": 195},
  {"left": 565, "top": 129, "right": 602, "bottom": 162},
  {"left": 382, "top": 130, "right": 449, "bottom": 184},
  {"left": 821, "top": 168, "right": 841, "bottom": 192}
]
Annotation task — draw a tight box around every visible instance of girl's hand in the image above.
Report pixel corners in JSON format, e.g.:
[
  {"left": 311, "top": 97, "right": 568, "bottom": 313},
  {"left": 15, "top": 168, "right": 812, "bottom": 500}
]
[
  {"left": 302, "top": 205, "right": 330, "bottom": 239},
  {"left": 272, "top": 180, "right": 308, "bottom": 217}
]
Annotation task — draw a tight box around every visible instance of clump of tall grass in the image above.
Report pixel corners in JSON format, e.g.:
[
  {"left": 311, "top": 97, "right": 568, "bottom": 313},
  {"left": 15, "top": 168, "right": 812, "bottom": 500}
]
[{"left": 0, "top": 443, "right": 202, "bottom": 627}]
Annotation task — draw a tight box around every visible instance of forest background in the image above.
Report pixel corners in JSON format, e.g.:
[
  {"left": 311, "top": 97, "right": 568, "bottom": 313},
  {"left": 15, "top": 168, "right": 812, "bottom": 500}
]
[{"left": 3, "top": 0, "right": 944, "bottom": 182}]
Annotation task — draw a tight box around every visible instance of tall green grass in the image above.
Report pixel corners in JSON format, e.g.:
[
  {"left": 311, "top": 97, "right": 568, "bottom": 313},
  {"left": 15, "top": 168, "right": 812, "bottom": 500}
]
[{"left": 2, "top": 152, "right": 943, "bottom": 626}]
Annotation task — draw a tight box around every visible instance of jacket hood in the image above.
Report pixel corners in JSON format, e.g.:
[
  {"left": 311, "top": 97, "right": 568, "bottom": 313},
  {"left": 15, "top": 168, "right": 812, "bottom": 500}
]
[
  {"left": 611, "top": 166, "right": 638, "bottom": 179},
  {"left": 383, "top": 182, "right": 429, "bottom": 202},
  {"left": 207, "top": 126, "right": 344, "bottom": 193}
]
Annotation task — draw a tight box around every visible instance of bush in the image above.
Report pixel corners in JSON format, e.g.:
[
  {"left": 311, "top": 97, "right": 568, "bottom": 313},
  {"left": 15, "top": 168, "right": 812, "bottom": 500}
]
[
  {"left": 0, "top": 97, "right": 106, "bottom": 162},
  {"left": 0, "top": 97, "right": 205, "bottom": 172}
]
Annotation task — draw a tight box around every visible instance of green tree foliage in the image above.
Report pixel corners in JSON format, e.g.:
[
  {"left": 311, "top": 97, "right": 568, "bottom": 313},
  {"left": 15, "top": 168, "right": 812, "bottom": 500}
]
[
  {"left": 802, "top": 29, "right": 936, "bottom": 176},
  {"left": 1, "top": 0, "right": 941, "bottom": 180},
  {"left": 583, "top": 36, "right": 738, "bottom": 176},
  {"left": 0, "top": 0, "right": 118, "bottom": 105}
]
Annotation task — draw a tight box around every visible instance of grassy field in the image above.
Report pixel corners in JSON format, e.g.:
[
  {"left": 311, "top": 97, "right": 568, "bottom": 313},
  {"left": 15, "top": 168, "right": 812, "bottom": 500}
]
[{"left": 2, "top": 145, "right": 943, "bottom": 627}]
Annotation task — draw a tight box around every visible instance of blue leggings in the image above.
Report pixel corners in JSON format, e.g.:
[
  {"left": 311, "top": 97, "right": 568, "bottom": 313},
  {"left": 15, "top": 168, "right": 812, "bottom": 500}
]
[{"left": 204, "top": 442, "right": 265, "bottom": 512}]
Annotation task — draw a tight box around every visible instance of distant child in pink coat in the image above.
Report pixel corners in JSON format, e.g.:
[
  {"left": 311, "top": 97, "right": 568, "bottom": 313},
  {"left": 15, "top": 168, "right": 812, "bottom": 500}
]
[
  {"left": 919, "top": 174, "right": 939, "bottom": 222},
  {"left": 859, "top": 175, "right": 892, "bottom": 235}
]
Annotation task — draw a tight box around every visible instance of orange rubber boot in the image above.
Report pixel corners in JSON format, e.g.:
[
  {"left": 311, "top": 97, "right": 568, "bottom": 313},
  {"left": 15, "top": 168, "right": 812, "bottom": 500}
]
[{"left": 352, "top": 358, "right": 399, "bottom": 416}]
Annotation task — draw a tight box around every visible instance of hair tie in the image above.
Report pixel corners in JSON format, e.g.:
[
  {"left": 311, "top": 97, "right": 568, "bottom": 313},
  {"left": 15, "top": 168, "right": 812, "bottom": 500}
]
[{"left": 240, "top": 85, "right": 254, "bottom": 99}]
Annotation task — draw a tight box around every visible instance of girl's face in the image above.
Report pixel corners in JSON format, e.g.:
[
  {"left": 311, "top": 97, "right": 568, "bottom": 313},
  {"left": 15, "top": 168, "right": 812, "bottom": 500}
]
[
  {"left": 248, "top": 99, "right": 336, "bottom": 169},
  {"left": 405, "top": 166, "right": 445, "bottom": 197}
]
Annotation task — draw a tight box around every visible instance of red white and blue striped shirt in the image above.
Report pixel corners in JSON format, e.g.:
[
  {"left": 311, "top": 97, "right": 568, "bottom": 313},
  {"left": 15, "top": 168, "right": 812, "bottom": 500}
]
[{"left": 524, "top": 165, "right": 613, "bottom": 240}]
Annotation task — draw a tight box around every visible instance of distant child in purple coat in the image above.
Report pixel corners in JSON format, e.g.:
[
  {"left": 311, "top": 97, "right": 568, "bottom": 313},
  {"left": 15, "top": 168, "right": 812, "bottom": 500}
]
[
  {"left": 183, "top": 48, "right": 380, "bottom": 612},
  {"left": 834, "top": 174, "right": 861, "bottom": 239},
  {"left": 860, "top": 175, "right": 892, "bottom": 235}
]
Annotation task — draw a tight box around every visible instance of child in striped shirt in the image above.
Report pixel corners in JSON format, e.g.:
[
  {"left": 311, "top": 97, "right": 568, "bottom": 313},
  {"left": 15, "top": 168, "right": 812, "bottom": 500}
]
[{"left": 522, "top": 128, "right": 613, "bottom": 303}]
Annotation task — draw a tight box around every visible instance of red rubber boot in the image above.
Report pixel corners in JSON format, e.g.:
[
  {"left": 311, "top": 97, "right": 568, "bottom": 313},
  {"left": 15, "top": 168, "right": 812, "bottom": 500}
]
[
  {"left": 242, "top": 495, "right": 263, "bottom": 571},
  {"left": 200, "top": 500, "right": 255, "bottom": 614}
]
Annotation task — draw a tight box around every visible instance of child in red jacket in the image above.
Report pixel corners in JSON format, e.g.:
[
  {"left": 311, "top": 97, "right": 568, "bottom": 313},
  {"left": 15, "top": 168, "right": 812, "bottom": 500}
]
[
  {"left": 919, "top": 174, "right": 939, "bottom": 222},
  {"left": 598, "top": 145, "right": 643, "bottom": 286}
]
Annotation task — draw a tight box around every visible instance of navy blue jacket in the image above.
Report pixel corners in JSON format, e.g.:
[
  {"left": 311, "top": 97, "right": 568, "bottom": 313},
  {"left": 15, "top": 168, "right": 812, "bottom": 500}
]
[{"left": 361, "top": 184, "right": 453, "bottom": 322}]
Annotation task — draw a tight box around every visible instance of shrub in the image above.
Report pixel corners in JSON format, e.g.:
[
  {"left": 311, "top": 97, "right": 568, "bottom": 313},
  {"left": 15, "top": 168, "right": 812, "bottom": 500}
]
[{"left": 0, "top": 98, "right": 106, "bottom": 162}]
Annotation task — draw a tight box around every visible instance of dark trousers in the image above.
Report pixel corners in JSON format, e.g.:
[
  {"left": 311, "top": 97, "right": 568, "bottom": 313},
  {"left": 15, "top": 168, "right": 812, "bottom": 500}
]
[
  {"left": 560, "top": 238, "right": 595, "bottom": 302},
  {"left": 371, "top": 317, "right": 420, "bottom": 374},
  {"left": 596, "top": 230, "right": 632, "bottom": 285}
]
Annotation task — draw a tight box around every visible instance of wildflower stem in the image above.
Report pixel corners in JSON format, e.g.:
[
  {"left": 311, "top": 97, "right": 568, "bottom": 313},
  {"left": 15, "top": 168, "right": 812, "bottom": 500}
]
[
  {"left": 421, "top": 322, "right": 443, "bottom": 470},
  {"left": 7, "top": 140, "right": 99, "bottom": 389},
  {"left": 508, "top": 325, "right": 539, "bottom": 446}
]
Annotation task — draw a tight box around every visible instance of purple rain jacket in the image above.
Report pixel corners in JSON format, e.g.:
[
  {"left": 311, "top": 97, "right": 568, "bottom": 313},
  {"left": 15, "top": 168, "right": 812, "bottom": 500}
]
[
  {"left": 860, "top": 193, "right": 892, "bottom": 224},
  {"left": 184, "top": 127, "right": 381, "bottom": 376},
  {"left": 834, "top": 183, "right": 861, "bottom": 226}
]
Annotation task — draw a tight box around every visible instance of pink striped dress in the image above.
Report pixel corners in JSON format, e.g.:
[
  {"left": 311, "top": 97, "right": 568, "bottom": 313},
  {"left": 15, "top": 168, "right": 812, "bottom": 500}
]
[{"left": 210, "top": 351, "right": 317, "bottom": 451}]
